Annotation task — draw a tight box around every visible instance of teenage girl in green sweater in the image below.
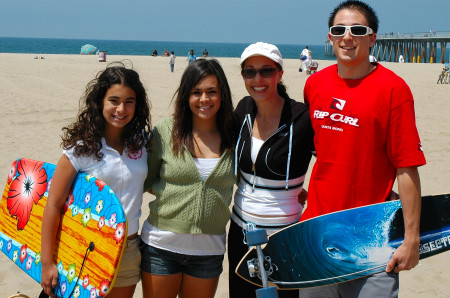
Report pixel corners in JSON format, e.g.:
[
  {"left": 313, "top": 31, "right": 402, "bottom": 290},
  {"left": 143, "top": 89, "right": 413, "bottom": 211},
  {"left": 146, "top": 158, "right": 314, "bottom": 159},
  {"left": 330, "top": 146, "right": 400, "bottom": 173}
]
[{"left": 140, "top": 59, "right": 237, "bottom": 298}]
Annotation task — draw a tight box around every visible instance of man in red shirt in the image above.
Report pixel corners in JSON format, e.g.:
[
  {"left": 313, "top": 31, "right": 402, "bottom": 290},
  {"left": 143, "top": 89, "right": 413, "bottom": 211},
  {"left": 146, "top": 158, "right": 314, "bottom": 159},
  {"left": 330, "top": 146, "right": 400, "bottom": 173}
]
[{"left": 301, "top": 1, "right": 426, "bottom": 297}]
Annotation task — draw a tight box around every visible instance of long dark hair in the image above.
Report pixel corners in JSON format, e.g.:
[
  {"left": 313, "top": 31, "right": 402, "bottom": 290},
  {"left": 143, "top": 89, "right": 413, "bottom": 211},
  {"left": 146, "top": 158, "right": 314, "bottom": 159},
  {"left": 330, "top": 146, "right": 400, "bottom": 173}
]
[
  {"left": 62, "top": 61, "right": 152, "bottom": 159},
  {"left": 171, "top": 59, "right": 236, "bottom": 156}
]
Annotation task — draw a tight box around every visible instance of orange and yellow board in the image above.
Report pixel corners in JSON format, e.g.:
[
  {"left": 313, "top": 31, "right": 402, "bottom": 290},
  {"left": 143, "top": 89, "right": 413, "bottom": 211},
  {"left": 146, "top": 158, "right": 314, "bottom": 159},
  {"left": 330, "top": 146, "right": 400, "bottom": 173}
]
[{"left": 0, "top": 158, "right": 127, "bottom": 297}]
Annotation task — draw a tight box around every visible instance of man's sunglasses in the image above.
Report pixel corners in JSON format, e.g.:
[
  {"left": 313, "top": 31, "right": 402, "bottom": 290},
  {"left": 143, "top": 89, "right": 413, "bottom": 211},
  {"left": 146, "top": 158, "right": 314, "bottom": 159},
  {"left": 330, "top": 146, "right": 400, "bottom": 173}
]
[
  {"left": 329, "top": 25, "right": 374, "bottom": 37},
  {"left": 241, "top": 68, "right": 278, "bottom": 79}
]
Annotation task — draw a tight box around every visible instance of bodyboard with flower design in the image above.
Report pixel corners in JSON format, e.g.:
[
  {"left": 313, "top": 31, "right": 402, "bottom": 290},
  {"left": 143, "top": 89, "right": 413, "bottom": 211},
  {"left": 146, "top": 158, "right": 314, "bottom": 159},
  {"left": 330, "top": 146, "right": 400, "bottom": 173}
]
[{"left": 0, "top": 158, "right": 127, "bottom": 298}]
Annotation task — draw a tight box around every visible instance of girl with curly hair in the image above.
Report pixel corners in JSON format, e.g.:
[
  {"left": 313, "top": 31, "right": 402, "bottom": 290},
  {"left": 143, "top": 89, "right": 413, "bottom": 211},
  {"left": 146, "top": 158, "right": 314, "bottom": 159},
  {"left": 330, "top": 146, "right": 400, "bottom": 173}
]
[{"left": 41, "top": 62, "right": 151, "bottom": 298}]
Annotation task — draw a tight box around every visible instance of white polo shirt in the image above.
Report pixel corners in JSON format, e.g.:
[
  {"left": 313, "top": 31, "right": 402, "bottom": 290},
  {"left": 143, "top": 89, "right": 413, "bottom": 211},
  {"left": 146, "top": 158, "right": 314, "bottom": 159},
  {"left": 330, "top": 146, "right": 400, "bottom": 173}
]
[{"left": 63, "top": 138, "right": 147, "bottom": 236}]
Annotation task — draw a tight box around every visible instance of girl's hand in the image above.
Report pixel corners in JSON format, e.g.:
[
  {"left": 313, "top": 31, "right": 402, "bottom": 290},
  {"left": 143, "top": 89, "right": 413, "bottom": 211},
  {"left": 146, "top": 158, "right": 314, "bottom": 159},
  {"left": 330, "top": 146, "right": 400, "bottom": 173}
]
[{"left": 41, "top": 263, "right": 58, "bottom": 297}]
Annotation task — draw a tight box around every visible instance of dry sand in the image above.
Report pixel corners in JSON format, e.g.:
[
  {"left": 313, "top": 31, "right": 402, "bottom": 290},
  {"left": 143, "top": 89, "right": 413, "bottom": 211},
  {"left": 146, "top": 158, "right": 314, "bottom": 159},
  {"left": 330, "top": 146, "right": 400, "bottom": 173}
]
[{"left": 0, "top": 53, "right": 449, "bottom": 297}]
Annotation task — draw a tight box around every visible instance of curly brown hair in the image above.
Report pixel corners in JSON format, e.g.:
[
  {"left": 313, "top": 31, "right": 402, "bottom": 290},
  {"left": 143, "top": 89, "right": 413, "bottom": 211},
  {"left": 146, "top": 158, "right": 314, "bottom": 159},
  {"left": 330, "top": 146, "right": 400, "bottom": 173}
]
[{"left": 62, "top": 62, "right": 152, "bottom": 159}]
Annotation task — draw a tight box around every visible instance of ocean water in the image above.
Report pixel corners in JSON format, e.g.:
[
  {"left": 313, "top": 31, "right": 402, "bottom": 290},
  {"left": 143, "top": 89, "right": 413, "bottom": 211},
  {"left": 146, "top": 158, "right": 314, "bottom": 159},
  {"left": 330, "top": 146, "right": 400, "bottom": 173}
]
[{"left": 0, "top": 37, "right": 331, "bottom": 60}]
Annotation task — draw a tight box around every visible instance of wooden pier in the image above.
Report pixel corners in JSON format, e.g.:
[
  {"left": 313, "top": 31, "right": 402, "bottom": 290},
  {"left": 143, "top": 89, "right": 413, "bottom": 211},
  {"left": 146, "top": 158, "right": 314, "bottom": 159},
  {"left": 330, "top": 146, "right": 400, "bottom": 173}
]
[{"left": 325, "top": 31, "right": 450, "bottom": 63}]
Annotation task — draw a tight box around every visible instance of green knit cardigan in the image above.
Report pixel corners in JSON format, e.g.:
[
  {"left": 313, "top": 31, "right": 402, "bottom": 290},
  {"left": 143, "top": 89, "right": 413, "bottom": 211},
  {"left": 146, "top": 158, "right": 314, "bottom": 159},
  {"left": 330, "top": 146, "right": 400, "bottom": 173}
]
[{"left": 144, "top": 117, "right": 236, "bottom": 235}]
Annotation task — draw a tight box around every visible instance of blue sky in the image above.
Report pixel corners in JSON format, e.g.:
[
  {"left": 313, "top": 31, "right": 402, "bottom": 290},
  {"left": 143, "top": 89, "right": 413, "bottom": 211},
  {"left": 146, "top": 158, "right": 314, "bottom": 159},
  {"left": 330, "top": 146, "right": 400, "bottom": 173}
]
[{"left": 1, "top": 0, "right": 448, "bottom": 45}]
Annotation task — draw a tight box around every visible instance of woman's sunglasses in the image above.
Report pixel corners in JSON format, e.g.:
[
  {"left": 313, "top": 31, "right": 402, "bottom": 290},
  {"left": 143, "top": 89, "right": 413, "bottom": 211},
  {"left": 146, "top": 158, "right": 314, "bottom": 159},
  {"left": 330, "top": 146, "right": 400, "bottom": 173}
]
[
  {"left": 241, "top": 68, "right": 278, "bottom": 79},
  {"left": 329, "top": 25, "right": 374, "bottom": 37}
]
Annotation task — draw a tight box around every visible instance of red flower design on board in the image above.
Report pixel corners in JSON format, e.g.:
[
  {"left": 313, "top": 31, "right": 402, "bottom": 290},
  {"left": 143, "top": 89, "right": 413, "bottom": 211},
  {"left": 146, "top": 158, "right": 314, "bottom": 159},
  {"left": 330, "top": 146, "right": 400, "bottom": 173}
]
[
  {"left": 98, "top": 216, "right": 105, "bottom": 230},
  {"left": 82, "top": 274, "right": 90, "bottom": 289},
  {"left": 113, "top": 222, "right": 125, "bottom": 244},
  {"left": 98, "top": 279, "right": 111, "bottom": 297},
  {"left": 20, "top": 244, "right": 27, "bottom": 263},
  {"left": 7, "top": 159, "right": 48, "bottom": 230},
  {"left": 95, "top": 179, "right": 106, "bottom": 192}
]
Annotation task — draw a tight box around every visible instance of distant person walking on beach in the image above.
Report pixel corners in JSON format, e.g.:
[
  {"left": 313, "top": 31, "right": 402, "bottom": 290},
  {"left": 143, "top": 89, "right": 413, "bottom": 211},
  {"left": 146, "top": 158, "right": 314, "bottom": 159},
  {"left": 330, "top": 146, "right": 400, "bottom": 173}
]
[
  {"left": 303, "top": 49, "right": 313, "bottom": 73},
  {"left": 299, "top": 45, "right": 309, "bottom": 72},
  {"left": 399, "top": 54, "right": 405, "bottom": 63},
  {"left": 300, "top": 45, "right": 309, "bottom": 60},
  {"left": 169, "top": 51, "right": 176, "bottom": 72},
  {"left": 187, "top": 49, "right": 196, "bottom": 64},
  {"left": 300, "top": 1, "right": 426, "bottom": 297},
  {"left": 203, "top": 49, "right": 209, "bottom": 57}
]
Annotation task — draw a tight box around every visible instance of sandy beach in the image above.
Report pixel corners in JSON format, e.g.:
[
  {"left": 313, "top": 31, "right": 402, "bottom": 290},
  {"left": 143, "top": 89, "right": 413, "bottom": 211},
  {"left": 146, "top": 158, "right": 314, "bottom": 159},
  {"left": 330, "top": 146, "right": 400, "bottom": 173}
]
[{"left": 0, "top": 53, "right": 449, "bottom": 297}]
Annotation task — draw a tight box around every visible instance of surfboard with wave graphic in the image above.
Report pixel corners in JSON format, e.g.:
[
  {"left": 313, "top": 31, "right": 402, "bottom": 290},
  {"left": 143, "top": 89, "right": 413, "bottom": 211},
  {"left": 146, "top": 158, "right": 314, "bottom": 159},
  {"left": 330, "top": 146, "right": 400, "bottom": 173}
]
[{"left": 236, "top": 194, "right": 450, "bottom": 289}]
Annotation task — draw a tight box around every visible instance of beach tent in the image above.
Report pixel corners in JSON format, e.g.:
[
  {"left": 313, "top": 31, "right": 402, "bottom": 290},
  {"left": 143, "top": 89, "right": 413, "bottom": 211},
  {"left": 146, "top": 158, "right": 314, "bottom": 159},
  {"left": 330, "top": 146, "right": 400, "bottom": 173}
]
[{"left": 80, "top": 44, "right": 98, "bottom": 55}]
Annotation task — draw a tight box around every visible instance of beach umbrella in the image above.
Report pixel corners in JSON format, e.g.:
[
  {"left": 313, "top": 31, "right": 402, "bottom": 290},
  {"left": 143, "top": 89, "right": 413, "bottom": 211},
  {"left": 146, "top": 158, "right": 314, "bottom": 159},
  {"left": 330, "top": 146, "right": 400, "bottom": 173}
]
[{"left": 80, "top": 44, "right": 98, "bottom": 55}]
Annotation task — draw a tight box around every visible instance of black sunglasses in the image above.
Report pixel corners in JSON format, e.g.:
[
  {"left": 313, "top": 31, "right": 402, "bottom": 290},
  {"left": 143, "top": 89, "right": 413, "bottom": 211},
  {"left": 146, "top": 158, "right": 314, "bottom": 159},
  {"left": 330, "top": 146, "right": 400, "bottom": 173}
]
[
  {"left": 241, "top": 68, "right": 278, "bottom": 79},
  {"left": 329, "top": 25, "right": 374, "bottom": 36}
]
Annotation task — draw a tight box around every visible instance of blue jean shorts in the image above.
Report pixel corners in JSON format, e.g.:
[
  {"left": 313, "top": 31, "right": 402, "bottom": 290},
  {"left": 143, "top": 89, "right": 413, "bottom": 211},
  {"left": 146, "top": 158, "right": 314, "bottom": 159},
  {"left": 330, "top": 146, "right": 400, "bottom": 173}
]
[{"left": 140, "top": 243, "right": 224, "bottom": 279}]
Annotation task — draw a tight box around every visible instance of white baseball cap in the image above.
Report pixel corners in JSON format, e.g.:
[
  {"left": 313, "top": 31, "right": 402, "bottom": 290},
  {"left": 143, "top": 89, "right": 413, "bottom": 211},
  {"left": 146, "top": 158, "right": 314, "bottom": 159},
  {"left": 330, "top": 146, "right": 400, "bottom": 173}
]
[{"left": 240, "top": 42, "right": 283, "bottom": 69}]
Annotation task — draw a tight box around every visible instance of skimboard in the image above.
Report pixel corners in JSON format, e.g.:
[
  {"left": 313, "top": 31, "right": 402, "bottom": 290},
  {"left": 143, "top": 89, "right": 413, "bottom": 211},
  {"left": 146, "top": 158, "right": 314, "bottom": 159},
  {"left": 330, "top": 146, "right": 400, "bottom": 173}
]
[
  {"left": 236, "top": 194, "right": 450, "bottom": 289},
  {"left": 0, "top": 158, "right": 127, "bottom": 297}
]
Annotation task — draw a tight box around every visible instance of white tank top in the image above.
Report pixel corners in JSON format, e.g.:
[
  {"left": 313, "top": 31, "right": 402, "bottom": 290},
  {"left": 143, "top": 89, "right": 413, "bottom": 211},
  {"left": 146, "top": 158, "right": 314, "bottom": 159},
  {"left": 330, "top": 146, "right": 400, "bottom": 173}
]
[
  {"left": 251, "top": 137, "right": 264, "bottom": 163},
  {"left": 232, "top": 137, "right": 303, "bottom": 233}
]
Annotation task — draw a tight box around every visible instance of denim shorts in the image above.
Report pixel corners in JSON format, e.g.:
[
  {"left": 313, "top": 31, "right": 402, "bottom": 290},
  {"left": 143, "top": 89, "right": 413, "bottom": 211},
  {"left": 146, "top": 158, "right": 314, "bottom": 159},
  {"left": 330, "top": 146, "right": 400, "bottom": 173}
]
[{"left": 140, "top": 243, "right": 224, "bottom": 279}]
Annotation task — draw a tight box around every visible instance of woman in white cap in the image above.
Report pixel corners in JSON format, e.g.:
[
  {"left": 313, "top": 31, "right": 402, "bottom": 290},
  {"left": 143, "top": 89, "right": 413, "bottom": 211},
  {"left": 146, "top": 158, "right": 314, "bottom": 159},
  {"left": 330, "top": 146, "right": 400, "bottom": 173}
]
[{"left": 228, "top": 42, "right": 315, "bottom": 297}]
